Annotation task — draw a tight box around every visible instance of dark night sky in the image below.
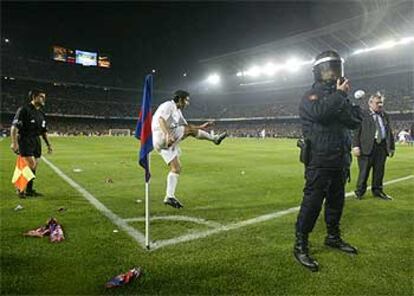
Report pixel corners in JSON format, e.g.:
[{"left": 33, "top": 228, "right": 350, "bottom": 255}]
[{"left": 2, "top": 1, "right": 366, "bottom": 87}]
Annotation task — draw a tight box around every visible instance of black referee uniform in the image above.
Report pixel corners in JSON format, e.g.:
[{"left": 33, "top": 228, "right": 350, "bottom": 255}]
[
  {"left": 12, "top": 103, "right": 47, "bottom": 158},
  {"left": 12, "top": 103, "right": 48, "bottom": 194}
]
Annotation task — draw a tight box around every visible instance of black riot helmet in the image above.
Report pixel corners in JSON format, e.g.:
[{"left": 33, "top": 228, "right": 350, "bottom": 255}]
[{"left": 312, "top": 50, "right": 344, "bottom": 85}]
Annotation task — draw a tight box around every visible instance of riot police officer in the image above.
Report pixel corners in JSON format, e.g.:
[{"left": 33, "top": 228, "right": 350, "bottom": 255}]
[{"left": 294, "top": 50, "right": 362, "bottom": 272}]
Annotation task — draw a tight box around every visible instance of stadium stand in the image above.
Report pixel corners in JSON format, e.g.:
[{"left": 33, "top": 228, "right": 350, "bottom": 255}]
[{"left": 1, "top": 50, "right": 413, "bottom": 138}]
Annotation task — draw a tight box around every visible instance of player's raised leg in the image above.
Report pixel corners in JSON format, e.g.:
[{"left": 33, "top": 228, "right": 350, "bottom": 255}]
[{"left": 183, "top": 124, "right": 227, "bottom": 145}]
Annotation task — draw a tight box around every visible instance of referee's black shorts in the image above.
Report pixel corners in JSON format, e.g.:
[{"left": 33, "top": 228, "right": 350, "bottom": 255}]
[{"left": 18, "top": 136, "right": 42, "bottom": 158}]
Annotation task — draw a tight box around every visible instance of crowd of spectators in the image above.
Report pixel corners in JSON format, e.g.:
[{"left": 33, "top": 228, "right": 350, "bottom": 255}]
[
  {"left": 2, "top": 53, "right": 412, "bottom": 138},
  {"left": 211, "top": 122, "right": 302, "bottom": 138},
  {"left": 2, "top": 79, "right": 140, "bottom": 117},
  {"left": 3, "top": 77, "right": 412, "bottom": 119}
]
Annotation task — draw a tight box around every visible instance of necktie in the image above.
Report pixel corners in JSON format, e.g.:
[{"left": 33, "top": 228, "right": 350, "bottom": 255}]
[{"left": 374, "top": 114, "right": 384, "bottom": 144}]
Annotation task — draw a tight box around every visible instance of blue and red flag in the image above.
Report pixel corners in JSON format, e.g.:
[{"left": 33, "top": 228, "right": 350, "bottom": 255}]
[{"left": 135, "top": 74, "right": 153, "bottom": 182}]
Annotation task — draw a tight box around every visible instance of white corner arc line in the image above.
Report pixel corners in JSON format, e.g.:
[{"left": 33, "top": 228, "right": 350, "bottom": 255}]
[
  {"left": 151, "top": 174, "right": 414, "bottom": 251},
  {"left": 42, "top": 155, "right": 414, "bottom": 252},
  {"left": 42, "top": 157, "right": 146, "bottom": 247},
  {"left": 123, "top": 215, "right": 223, "bottom": 228},
  {"left": 151, "top": 207, "right": 299, "bottom": 251}
]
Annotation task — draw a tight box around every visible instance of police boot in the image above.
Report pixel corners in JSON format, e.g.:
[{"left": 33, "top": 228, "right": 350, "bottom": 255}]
[
  {"left": 325, "top": 226, "right": 358, "bottom": 254},
  {"left": 293, "top": 232, "right": 319, "bottom": 272}
]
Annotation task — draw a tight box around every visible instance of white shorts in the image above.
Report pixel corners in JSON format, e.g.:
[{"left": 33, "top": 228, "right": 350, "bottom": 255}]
[{"left": 153, "top": 126, "right": 185, "bottom": 164}]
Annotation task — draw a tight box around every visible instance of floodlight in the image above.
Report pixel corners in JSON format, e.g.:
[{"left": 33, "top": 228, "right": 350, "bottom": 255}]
[
  {"left": 399, "top": 36, "right": 414, "bottom": 45},
  {"left": 285, "top": 58, "right": 300, "bottom": 72},
  {"left": 376, "top": 40, "right": 397, "bottom": 50},
  {"left": 207, "top": 73, "right": 220, "bottom": 85},
  {"left": 246, "top": 66, "right": 261, "bottom": 77},
  {"left": 262, "top": 63, "right": 278, "bottom": 76}
]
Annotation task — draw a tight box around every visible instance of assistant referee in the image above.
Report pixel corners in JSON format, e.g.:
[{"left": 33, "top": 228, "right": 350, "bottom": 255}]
[{"left": 10, "top": 89, "right": 53, "bottom": 197}]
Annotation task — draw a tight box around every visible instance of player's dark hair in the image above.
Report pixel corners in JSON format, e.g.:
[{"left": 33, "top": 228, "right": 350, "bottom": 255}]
[
  {"left": 28, "top": 89, "right": 46, "bottom": 101},
  {"left": 173, "top": 90, "right": 190, "bottom": 103}
]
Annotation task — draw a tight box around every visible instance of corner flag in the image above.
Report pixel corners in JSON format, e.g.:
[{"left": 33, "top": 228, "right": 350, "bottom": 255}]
[
  {"left": 135, "top": 74, "right": 154, "bottom": 182},
  {"left": 12, "top": 155, "right": 35, "bottom": 192}
]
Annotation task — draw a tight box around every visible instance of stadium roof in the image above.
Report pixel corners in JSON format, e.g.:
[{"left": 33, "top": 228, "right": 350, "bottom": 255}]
[{"left": 200, "top": 0, "right": 414, "bottom": 72}]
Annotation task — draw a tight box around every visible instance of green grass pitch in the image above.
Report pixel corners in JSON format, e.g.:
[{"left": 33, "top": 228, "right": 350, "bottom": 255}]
[{"left": 1, "top": 137, "right": 413, "bottom": 295}]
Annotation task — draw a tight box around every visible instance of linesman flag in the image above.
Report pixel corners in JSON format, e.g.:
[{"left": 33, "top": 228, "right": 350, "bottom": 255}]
[
  {"left": 12, "top": 156, "right": 35, "bottom": 192},
  {"left": 134, "top": 74, "right": 154, "bottom": 182}
]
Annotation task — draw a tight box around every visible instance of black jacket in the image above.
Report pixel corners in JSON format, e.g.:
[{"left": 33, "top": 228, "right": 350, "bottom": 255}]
[
  {"left": 352, "top": 109, "right": 395, "bottom": 156},
  {"left": 299, "top": 82, "right": 362, "bottom": 169}
]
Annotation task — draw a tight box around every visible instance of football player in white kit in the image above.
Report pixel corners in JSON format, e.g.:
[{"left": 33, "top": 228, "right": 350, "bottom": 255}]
[{"left": 152, "top": 90, "right": 227, "bottom": 209}]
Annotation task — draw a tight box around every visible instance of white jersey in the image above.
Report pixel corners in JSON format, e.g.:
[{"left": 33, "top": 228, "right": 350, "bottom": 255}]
[
  {"left": 398, "top": 130, "right": 410, "bottom": 142},
  {"left": 152, "top": 100, "right": 187, "bottom": 163},
  {"left": 152, "top": 100, "right": 187, "bottom": 133}
]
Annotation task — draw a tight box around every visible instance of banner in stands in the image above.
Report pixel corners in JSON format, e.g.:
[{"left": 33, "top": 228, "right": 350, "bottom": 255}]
[
  {"left": 52, "top": 46, "right": 110, "bottom": 67},
  {"left": 75, "top": 50, "right": 97, "bottom": 66},
  {"left": 98, "top": 54, "right": 111, "bottom": 68},
  {"left": 67, "top": 49, "right": 76, "bottom": 64},
  {"left": 52, "top": 46, "right": 67, "bottom": 62}
]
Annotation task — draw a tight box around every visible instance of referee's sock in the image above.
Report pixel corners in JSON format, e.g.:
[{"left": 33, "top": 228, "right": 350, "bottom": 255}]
[{"left": 27, "top": 169, "right": 36, "bottom": 192}]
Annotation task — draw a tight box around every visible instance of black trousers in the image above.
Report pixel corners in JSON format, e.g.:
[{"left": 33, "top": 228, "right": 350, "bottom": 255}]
[
  {"left": 296, "top": 168, "right": 346, "bottom": 234},
  {"left": 356, "top": 141, "right": 387, "bottom": 195}
]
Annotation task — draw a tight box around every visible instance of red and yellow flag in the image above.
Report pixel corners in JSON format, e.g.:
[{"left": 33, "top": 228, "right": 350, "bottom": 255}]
[{"left": 12, "top": 156, "right": 35, "bottom": 192}]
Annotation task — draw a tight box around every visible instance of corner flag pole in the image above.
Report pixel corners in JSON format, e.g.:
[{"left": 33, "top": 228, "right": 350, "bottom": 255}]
[
  {"left": 134, "top": 74, "right": 154, "bottom": 251},
  {"left": 145, "top": 156, "right": 150, "bottom": 250}
]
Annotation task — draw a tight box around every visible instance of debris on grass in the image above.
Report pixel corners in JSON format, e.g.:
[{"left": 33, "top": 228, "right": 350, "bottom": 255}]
[
  {"left": 105, "top": 177, "right": 114, "bottom": 184},
  {"left": 24, "top": 218, "right": 65, "bottom": 242},
  {"left": 14, "top": 204, "right": 24, "bottom": 211},
  {"left": 73, "top": 168, "right": 82, "bottom": 173},
  {"left": 105, "top": 267, "right": 142, "bottom": 288},
  {"left": 49, "top": 219, "right": 65, "bottom": 242},
  {"left": 24, "top": 226, "right": 49, "bottom": 238}
]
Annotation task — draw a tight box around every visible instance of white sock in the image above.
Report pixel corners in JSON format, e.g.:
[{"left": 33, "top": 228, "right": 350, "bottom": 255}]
[
  {"left": 166, "top": 172, "right": 179, "bottom": 198},
  {"left": 196, "top": 129, "right": 216, "bottom": 141}
]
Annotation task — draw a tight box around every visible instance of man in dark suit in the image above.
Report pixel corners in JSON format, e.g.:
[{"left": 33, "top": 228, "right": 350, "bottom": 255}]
[{"left": 352, "top": 92, "right": 395, "bottom": 200}]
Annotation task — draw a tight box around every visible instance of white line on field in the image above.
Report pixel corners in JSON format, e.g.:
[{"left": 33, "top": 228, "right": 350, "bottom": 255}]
[
  {"left": 150, "top": 207, "right": 300, "bottom": 251},
  {"left": 345, "top": 175, "right": 414, "bottom": 197},
  {"left": 123, "top": 215, "right": 223, "bottom": 228},
  {"left": 150, "top": 174, "right": 414, "bottom": 251},
  {"left": 42, "top": 156, "right": 413, "bottom": 251},
  {"left": 41, "top": 157, "right": 146, "bottom": 247}
]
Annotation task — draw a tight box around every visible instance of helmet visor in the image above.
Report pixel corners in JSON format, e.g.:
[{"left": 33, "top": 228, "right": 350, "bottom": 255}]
[{"left": 315, "top": 60, "right": 344, "bottom": 82}]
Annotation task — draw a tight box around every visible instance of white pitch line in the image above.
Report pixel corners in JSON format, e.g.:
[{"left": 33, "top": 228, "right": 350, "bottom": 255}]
[
  {"left": 151, "top": 174, "right": 414, "bottom": 251},
  {"left": 43, "top": 155, "right": 413, "bottom": 251},
  {"left": 345, "top": 175, "right": 414, "bottom": 197},
  {"left": 42, "top": 157, "right": 146, "bottom": 247},
  {"left": 123, "top": 215, "right": 223, "bottom": 228},
  {"left": 151, "top": 207, "right": 300, "bottom": 251}
]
